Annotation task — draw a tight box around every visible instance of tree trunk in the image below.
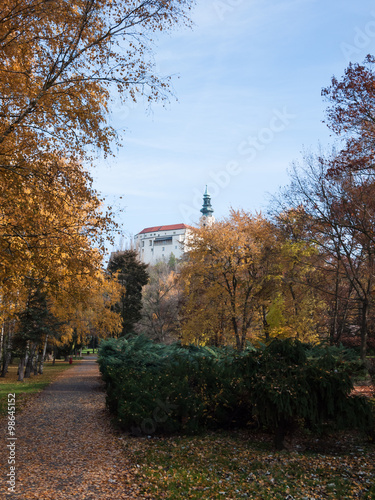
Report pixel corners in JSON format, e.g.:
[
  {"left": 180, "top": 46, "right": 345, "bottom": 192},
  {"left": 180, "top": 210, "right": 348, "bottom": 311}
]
[
  {"left": 24, "top": 358, "right": 31, "bottom": 378},
  {"left": 262, "top": 305, "right": 270, "bottom": 340},
  {"left": 24, "top": 344, "right": 36, "bottom": 378},
  {"left": 1, "top": 349, "right": 12, "bottom": 378},
  {"left": 233, "top": 319, "right": 241, "bottom": 351},
  {"left": 231, "top": 306, "right": 241, "bottom": 350},
  {"left": 23, "top": 340, "right": 30, "bottom": 375},
  {"left": 52, "top": 345, "right": 56, "bottom": 365},
  {"left": 18, "top": 356, "right": 26, "bottom": 381},
  {"left": 289, "top": 284, "right": 299, "bottom": 316},
  {"left": 360, "top": 299, "right": 368, "bottom": 361},
  {"left": 330, "top": 266, "right": 340, "bottom": 345},
  {"left": 33, "top": 351, "right": 38, "bottom": 375},
  {"left": 336, "top": 295, "right": 351, "bottom": 344},
  {"left": 1, "top": 322, "right": 13, "bottom": 377},
  {"left": 38, "top": 334, "right": 49, "bottom": 374},
  {"left": 0, "top": 323, "right": 4, "bottom": 367}
]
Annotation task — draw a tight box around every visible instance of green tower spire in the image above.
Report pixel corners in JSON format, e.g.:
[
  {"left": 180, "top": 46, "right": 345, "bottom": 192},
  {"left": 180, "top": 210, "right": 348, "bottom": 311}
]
[{"left": 200, "top": 185, "right": 214, "bottom": 217}]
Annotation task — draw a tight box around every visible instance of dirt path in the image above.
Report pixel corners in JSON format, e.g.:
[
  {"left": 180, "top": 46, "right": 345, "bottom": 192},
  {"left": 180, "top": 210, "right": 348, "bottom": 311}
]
[{"left": 0, "top": 357, "right": 146, "bottom": 499}]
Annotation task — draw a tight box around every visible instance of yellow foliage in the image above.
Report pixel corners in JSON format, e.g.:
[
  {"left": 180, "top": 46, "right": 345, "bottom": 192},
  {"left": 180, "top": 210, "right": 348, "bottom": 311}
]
[
  {"left": 181, "top": 209, "right": 327, "bottom": 349},
  {"left": 181, "top": 210, "right": 279, "bottom": 350},
  {"left": 0, "top": 0, "right": 193, "bottom": 351}
]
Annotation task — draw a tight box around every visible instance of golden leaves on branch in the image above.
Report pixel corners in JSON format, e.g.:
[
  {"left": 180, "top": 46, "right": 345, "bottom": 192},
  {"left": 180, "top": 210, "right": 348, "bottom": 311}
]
[
  {"left": 181, "top": 210, "right": 278, "bottom": 349},
  {"left": 0, "top": 1, "right": 194, "bottom": 339},
  {"left": 181, "top": 209, "right": 324, "bottom": 349}
]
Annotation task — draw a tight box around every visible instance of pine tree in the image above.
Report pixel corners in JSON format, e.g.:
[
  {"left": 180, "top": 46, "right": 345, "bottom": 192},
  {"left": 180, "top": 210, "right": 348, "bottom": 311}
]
[{"left": 107, "top": 250, "right": 149, "bottom": 335}]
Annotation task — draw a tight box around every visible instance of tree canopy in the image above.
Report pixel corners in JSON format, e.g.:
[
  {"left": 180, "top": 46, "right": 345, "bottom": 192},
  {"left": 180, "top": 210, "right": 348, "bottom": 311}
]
[{"left": 0, "top": 0, "right": 194, "bottom": 377}]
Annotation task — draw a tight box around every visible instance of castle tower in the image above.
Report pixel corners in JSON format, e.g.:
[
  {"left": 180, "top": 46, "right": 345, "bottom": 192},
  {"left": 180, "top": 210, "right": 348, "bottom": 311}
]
[{"left": 200, "top": 185, "right": 215, "bottom": 227}]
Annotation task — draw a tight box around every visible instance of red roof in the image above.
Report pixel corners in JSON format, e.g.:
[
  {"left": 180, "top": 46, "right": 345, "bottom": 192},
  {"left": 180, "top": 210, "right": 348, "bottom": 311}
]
[{"left": 138, "top": 224, "right": 190, "bottom": 235}]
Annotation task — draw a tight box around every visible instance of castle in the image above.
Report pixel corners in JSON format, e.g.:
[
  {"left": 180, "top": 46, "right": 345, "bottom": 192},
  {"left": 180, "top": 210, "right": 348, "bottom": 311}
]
[{"left": 134, "top": 187, "right": 214, "bottom": 264}]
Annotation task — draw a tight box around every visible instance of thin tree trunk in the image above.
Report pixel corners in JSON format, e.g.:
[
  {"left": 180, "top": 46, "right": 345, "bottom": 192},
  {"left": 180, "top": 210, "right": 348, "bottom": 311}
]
[
  {"left": 18, "top": 356, "right": 26, "bottom": 381},
  {"left": 33, "top": 350, "right": 38, "bottom": 375},
  {"left": 230, "top": 299, "right": 241, "bottom": 351},
  {"left": 336, "top": 295, "right": 351, "bottom": 344},
  {"left": 360, "top": 299, "right": 368, "bottom": 361},
  {"left": 232, "top": 316, "right": 241, "bottom": 351},
  {"left": 289, "top": 284, "right": 299, "bottom": 316},
  {"left": 330, "top": 265, "right": 340, "bottom": 345},
  {"left": 0, "top": 323, "right": 4, "bottom": 367},
  {"left": 38, "top": 334, "right": 49, "bottom": 374},
  {"left": 262, "top": 305, "right": 270, "bottom": 340}
]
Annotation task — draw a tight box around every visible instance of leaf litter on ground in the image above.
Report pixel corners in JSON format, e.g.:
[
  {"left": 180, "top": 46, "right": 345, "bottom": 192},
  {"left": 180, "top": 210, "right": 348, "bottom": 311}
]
[{"left": 125, "top": 427, "right": 375, "bottom": 500}]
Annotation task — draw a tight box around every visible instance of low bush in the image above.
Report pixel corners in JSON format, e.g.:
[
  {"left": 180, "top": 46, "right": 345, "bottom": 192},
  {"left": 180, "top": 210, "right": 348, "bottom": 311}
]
[
  {"left": 98, "top": 336, "right": 251, "bottom": 434},
  {"left": 98, "top": 336, "right": 374, "bottom": 448},
  {"left": 247, "top": 339, "right": 373, "bottom": 448}
]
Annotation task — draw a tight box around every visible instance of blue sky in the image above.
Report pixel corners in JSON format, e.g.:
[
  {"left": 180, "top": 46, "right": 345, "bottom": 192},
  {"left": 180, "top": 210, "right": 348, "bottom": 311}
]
[{"left": 93, "top": 0, "right": 375, "bottom": 250}]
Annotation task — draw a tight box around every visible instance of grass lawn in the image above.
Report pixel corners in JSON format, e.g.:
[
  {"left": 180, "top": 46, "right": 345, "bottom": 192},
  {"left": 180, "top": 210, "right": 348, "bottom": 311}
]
[
  {"left": 82, "top": 349, "right": 97, "bottom": 355},
  {"left": 0, "top": 360, "right": 76, "bottom": 417},
  {"left": 128, "top": 430, "right": 375, "bottom": 499}
]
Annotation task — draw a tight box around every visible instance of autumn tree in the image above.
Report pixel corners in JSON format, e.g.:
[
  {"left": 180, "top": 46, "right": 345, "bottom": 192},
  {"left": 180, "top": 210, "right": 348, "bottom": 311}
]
[
  {"left": 277, "top": 150, "right": 375, "bottom": 359},
  {"left": 0, "top": 0, "right": 193, "bottom": 370},
  {"left": 0, "top": 163, "right": 121, "bottom": 374},
  {"left": 322, "top": 54, "right": 375, "bottom": 175},
  {"left": 50, "top": 266, "right": 123, "bottom": 341},
  {"left": 0, "top": 170, "right": 123, "bottom": 378},
  {"left": 268, "top": 209, "right": 326, "bottom": 342},
  {"left": 14, "top": 287, "right": 58, "bottom": 381},
  {"left": 182, "top": 268, "right": 230, "bottom": 347},
  {"left": 0, "top": 250, "right": 123, "bottom": 379},
  {"left": 107, "top": 250, "right": 149, "bottom": 335},
  {"left": 135, "top": 259, "right": 183, "bottom": 343},
  {"left": 181, "top": 211, "right": 280, "bottom": 350},
  {"left": 0, "top": 0, "right": 194, "bottom": 162},
  {"left": 0, "top": 0, "right": 194, "bottom": 288},
  {"left": 0, "top": 0, "right": 194, "bottom": 187}
]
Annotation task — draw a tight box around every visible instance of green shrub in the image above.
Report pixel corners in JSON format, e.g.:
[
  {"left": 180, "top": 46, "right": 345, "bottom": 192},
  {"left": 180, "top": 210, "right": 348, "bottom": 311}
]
[
  {"left": 98, "top": 336, "right": 251, "bottom": 433},
  {"left": 246, "top": 339, "right": 373, "bottom": 448},
  {"left": 98, "top": 337, "right": 374, "bottom": 448}
]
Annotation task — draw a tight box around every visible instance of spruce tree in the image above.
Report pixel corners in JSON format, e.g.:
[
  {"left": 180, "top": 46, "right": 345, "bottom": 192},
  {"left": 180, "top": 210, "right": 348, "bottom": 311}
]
[{"left": 107, "top": 250, "right": 149, "bottom": 335}]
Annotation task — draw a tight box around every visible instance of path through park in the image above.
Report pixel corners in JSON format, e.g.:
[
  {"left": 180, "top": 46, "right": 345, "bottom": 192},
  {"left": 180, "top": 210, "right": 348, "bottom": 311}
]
[{"left": 0, "top": 356, "right": 147, "bottom": 499}]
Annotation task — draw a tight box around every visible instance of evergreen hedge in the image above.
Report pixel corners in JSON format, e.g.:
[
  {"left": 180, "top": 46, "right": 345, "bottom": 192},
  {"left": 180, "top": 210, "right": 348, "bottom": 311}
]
[{"left": 98, "top": 336, "right": 374, "bottom": 448}]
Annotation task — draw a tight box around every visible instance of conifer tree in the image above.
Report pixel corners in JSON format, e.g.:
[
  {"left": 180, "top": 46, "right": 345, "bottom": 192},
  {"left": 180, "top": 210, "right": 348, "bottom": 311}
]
[{"left": 107, "top": 250, "right": 149, "bottom": 335}]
